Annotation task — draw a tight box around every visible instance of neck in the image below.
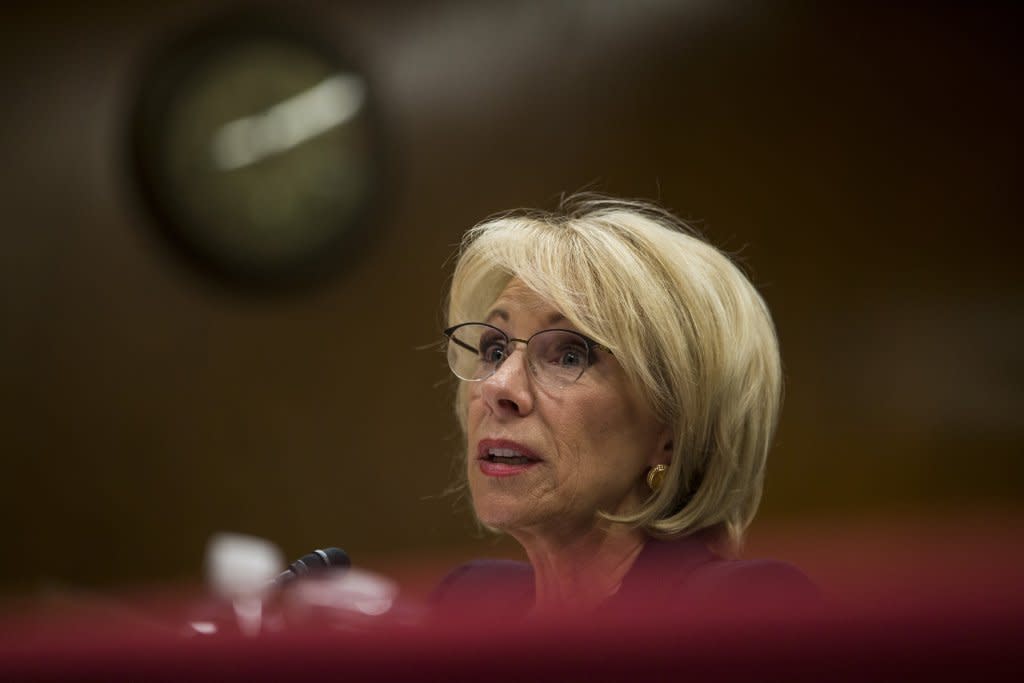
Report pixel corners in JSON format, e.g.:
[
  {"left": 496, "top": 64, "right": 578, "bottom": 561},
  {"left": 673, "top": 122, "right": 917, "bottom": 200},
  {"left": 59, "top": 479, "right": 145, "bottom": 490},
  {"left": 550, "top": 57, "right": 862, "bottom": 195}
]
[{"left": 512, "top": 524, "right": 647, "bottom": 613}]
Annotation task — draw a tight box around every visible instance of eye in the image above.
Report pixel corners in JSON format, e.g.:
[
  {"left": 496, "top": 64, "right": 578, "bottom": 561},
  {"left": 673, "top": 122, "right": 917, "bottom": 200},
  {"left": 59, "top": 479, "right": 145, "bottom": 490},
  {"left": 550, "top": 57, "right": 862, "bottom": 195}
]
[
  {"left": 482, "top": 344, "right": 507, "bottom": 364},
  {"left": 555, "top": 344, "right": 587, "bottom": 368},
  {"left": 479, "top": 332, "right": 508, "bottom": 364}
]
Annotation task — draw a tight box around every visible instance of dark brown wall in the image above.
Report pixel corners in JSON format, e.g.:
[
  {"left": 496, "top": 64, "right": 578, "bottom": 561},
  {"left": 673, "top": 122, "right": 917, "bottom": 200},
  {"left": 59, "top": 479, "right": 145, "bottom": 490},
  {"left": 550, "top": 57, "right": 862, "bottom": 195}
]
[{"left": 2, "top": 1, "right": 1021, "bottom": 592}]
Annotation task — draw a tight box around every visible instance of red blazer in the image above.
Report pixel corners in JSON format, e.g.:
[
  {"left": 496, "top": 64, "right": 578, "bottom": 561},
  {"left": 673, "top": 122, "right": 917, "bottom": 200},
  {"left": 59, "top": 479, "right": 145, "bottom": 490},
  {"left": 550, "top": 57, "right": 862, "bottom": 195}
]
[{"left": 432, "top": 535, "right": 819, "bottom": 617}]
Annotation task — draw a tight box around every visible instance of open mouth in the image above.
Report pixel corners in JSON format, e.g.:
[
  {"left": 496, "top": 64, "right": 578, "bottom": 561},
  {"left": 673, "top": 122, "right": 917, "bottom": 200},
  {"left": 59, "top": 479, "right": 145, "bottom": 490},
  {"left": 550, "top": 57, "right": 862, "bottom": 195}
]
[
  {"left": 482, "top": 448, "right": 538, "bottom": 466},
  {"left": 476, "top": 440, "right": 543, "bottom": 471}
]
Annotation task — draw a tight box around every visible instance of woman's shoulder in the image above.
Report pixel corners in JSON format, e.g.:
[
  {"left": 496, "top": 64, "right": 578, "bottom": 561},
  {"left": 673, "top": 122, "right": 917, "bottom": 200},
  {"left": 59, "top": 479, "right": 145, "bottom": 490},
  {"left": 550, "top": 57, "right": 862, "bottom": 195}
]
[
  {"left": 687, "top": 557, "right": 821, "bottom": 609},
  {"left": 618, "top": 536, "right": 820, "bottom": 613},
  {"left": 430, "top": 559, "right": 535, "bottom": 615}
]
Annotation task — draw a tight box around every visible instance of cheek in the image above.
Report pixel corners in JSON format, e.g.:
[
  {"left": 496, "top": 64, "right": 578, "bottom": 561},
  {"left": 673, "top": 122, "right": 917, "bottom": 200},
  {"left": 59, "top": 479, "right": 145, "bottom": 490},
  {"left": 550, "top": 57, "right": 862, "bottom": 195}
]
[
  {"left": 549, "top": 404, "right": 609, "bottom": 480},
  {"left": 464, "top": 388, "right": 484, "bottom": 427},
  {"left": 570, "top": 396, "right": 652, "bottom": 474},
  {"left": 462, "top": 382, "right": 481, "bottom": 419},
  {"left": 564, "top": 395, "right": 616, "bottom": 443}
]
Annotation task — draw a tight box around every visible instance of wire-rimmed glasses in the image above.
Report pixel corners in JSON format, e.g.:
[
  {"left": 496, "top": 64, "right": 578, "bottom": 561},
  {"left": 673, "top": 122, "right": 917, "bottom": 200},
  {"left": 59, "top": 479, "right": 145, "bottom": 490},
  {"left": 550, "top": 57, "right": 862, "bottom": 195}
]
[{"left": 443, "top": 322, "right": 611, "bottom": 388}]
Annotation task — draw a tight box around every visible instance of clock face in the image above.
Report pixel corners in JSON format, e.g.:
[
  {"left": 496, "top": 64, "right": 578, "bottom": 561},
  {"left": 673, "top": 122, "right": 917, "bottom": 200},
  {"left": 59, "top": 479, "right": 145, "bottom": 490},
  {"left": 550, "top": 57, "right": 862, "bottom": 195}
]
[{"left": 131, "top": 16, "right": 382, "bottom": 286}]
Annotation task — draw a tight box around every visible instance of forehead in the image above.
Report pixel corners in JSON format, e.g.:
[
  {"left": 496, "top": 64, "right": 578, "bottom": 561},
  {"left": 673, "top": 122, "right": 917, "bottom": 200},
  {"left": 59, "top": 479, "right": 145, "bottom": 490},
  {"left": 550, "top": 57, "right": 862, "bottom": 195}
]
[{"left": 485, "top": 279, "right": 567, "bottom": 326}]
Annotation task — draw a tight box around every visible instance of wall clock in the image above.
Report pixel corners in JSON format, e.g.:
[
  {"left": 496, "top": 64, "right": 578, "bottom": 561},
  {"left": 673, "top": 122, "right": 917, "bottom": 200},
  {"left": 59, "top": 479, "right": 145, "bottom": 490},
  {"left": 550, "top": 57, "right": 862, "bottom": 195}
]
[{"left": 130, "top": 13, "right": 383, "bottom": 287}]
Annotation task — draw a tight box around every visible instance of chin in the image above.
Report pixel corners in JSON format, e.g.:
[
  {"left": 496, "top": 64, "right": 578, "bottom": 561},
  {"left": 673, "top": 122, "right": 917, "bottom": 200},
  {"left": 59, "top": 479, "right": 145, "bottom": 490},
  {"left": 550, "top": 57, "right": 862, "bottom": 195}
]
[
  {"left": 470, "top": 489, "right": 537, "bottom": 532},
  {"left": 470, "top": 498, "right": 516, "bottom": 531}
]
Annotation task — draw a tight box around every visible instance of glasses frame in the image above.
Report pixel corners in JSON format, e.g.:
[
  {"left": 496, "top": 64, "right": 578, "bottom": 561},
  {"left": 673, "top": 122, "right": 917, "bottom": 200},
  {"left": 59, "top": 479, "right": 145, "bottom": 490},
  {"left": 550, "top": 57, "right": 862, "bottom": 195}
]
[{"left": 443, "top": 321, "right": 613, "bottom": 387}]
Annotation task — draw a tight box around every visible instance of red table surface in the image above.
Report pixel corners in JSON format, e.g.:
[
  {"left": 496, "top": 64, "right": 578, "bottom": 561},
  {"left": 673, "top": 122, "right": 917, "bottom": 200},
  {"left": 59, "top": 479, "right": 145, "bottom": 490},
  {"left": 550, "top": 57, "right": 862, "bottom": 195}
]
[
  {"left": 4, "top": 515, "right": 1024, "bottom": 682},
  {"left": 2, "top": 586, "right": 1023, "bottom": 682}
]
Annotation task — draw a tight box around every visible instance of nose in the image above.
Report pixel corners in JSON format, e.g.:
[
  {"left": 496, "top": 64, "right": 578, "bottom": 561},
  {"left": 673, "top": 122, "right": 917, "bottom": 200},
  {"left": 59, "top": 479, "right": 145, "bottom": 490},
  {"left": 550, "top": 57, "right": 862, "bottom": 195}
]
[{"left": 479, "top": 342, "right": 535, "bottom": 418}]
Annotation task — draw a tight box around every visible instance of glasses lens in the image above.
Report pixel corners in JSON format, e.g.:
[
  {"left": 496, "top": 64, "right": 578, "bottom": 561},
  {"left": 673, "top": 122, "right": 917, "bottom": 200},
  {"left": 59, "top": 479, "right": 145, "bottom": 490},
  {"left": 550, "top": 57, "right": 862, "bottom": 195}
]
[
  {"left": 446, "top": 323, "right": 508, "bottom": 381},
  {"left": 527, "top": 329, "right": 591, "bottom": 387}
]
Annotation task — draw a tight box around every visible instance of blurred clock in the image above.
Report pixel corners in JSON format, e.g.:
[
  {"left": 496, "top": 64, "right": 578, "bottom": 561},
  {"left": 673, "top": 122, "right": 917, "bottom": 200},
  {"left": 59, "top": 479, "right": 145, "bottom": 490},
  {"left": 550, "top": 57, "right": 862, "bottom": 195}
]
[{"left": 130, "top": 12, "right": 383, "bottom": 287}]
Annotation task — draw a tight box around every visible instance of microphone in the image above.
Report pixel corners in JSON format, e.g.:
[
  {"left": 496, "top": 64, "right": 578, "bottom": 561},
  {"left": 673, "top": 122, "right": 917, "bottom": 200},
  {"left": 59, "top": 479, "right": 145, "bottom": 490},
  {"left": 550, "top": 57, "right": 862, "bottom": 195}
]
[{"left": 274, "top": 547, "right": 351, "bottom": 587}]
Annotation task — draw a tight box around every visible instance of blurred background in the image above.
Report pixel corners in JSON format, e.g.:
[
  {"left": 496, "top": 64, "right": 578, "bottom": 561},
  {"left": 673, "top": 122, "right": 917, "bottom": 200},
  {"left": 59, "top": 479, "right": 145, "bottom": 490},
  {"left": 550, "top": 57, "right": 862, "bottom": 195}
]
[{"left": 1, "top": 1, "right": 1021, "bottom": 600}]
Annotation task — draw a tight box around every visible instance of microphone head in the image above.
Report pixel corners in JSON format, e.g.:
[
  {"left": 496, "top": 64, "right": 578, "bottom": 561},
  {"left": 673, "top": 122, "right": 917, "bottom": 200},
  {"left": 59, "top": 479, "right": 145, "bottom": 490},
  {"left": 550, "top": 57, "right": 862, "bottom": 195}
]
[
  {"left": 280, "top": 547, "right": 352, "bottom": 584},
  {"left": 319, "top": 547, "right": 351, "bottom": 569}
]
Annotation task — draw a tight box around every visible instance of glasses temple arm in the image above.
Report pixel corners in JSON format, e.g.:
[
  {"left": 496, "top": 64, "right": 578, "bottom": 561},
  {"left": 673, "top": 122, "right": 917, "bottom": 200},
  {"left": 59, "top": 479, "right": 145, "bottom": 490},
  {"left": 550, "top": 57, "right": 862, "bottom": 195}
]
[{"left": 449, "top": 336, "right": 479, "bottom": 354}]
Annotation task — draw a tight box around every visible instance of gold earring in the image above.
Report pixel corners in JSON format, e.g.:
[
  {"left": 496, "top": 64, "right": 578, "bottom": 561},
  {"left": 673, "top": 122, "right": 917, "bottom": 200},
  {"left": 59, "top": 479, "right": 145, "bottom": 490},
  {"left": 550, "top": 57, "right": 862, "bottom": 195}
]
[{"left": 646, "top": 464, "right": 668, "bottom": 492}]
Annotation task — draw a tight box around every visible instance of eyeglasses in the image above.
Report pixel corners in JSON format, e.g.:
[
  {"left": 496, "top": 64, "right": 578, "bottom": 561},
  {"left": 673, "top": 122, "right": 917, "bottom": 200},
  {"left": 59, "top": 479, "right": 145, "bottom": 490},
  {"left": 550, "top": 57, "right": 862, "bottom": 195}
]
[{"left": 443, "top": 322, "right": 612, "bottom": 388}]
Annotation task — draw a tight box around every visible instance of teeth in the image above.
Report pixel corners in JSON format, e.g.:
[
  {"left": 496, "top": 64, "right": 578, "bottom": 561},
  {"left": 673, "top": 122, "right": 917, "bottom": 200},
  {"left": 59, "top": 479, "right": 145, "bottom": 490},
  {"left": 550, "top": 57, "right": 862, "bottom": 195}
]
[
  {"left": 484, "top": 447, "right": 536, "bottom": 465},
  {"left": 490, "top": 456, "right": 530, "bottom": 465},
  {"left": 489, "top": 448, "right": 523, "bottom": 458}
]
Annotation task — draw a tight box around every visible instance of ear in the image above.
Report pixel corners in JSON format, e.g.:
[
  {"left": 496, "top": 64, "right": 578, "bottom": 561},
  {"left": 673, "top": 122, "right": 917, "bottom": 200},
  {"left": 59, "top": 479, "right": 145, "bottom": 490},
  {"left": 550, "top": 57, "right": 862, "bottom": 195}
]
[{"left": 649, "top": 426, "right": 674, "bottom": 467}]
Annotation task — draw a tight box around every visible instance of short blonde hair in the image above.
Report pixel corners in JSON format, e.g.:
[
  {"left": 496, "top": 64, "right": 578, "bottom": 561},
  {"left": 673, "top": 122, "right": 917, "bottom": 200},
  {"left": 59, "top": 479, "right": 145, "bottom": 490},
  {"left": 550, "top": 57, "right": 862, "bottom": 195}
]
[{"left": 445, "top": 195, "right": 782, "bottom": 553}]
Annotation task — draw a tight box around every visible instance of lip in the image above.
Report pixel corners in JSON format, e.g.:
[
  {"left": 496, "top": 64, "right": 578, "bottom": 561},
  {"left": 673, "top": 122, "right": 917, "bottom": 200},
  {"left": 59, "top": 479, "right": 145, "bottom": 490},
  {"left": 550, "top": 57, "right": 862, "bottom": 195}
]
[{"left": 475, "top": 438, "right": 543, "bottom": 477}]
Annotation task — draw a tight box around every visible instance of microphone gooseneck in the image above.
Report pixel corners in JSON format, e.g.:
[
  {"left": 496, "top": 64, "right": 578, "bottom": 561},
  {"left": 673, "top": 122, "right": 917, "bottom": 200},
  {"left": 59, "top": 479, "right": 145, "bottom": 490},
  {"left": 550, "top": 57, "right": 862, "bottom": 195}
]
[{"left": 274, "top": 547, "right": 351, "bottom": 586}]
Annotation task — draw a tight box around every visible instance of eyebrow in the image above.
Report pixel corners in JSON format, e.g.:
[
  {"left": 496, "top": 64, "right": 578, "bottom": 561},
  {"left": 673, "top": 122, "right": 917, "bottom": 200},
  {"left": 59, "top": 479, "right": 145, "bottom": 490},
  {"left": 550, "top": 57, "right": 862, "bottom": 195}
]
[{"left": 485, "top": 308, "right": 566, "bottom": 327}]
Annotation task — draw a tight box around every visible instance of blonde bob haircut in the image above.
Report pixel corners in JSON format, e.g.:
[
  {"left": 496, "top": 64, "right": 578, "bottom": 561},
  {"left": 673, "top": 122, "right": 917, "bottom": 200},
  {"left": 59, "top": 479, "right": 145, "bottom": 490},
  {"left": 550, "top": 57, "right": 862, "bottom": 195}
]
[{"left": 445, "top": 195, "right": 782, "bottom": 554}]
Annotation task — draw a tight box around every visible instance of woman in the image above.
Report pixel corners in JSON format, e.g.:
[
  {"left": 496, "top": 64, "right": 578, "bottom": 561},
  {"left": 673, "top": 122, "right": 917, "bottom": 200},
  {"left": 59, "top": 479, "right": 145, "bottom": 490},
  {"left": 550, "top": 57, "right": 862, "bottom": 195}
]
[{"left": 434, "top": 195, "right": 815, "bottom": 615}]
